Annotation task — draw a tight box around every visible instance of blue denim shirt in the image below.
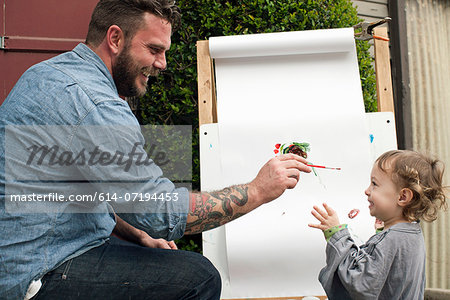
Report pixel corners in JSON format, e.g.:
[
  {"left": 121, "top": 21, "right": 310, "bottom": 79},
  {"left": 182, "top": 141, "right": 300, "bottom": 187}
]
[{"left": 0, "top": 43, "right": 188, "bottom": 299}]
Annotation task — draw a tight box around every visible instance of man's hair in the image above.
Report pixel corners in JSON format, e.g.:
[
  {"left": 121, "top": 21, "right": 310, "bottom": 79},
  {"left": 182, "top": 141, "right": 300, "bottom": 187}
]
[
  {"left": 86, "top": 0, "right": 181, "bottom": 47},
  {"left": 376, "top": 150, "right": 448, "bottom": 222}
]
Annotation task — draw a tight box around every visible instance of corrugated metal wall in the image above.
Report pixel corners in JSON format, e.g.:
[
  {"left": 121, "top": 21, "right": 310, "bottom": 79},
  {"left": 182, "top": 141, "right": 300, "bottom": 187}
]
[
  {"left": 405, "top": 0, "right": 450, "bottom": 289},
  {"left": 353, "top": 0, "right": 389, "bottom": 22}
]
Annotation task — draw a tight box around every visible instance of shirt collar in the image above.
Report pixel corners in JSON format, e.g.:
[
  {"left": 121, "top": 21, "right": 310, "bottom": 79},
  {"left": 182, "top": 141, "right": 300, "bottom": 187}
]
[
  {"left": 388, "top": 221, "right": 421, "bottom": 233},
  {"left": 72, "top": 43, "right": 118, "bottom": 95}
]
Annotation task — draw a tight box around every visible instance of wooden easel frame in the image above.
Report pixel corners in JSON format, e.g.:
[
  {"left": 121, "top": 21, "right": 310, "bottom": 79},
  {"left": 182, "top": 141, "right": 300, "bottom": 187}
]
[{"left": 196, "top": 27, "right": 394, "bottom": 300}]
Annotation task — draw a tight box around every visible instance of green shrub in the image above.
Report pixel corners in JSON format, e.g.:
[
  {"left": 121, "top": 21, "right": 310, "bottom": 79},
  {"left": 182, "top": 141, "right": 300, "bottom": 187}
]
[{"left": 139, "top": 0, "right": 377, "bottom": 252}]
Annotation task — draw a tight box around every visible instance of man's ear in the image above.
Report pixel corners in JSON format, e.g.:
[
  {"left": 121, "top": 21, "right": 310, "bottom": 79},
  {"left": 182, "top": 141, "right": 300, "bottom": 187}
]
[
  {"left": 398, "top": 188, "right": 413, "bottom": 207},
  {"left": 106, "top": 25, "right": 124, "bottom": 55}
]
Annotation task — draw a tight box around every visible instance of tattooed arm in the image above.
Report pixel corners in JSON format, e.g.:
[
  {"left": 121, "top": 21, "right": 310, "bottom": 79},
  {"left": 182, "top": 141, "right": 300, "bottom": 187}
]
[
  {"left": 185, "top": 154, "right": 312, "bottom": 234},
  {"left": 185, "top": 184, "right": 254, "bottom": 234}
]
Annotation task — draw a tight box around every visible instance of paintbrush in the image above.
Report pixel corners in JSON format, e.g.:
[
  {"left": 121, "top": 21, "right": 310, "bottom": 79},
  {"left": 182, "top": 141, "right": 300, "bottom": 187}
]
[{"left": 306, "top": 164, "right": 341, "bottom": 171}]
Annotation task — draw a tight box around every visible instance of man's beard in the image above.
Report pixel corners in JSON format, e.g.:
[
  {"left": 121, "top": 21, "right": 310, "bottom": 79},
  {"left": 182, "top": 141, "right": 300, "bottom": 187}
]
[{"left": 112, "top": 45, "right": 159, "bottom": 98}]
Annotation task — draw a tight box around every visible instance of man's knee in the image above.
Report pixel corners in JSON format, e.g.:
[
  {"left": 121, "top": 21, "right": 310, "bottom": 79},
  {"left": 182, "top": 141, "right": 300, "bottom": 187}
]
[
  {"left": 199, "top": 254, "right": 221, "bottom": 290},
  {"left": 183, "top": 251, "right": 221, "bottom": 298},
  {"left": 187, "top": 251, "right": 221, "bottom": 281}
]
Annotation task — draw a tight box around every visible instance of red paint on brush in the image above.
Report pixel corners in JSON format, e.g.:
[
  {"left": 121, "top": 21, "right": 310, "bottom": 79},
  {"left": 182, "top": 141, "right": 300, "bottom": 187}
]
[{"left": 306, "top": 164, "right": 341, "bottom": 170}]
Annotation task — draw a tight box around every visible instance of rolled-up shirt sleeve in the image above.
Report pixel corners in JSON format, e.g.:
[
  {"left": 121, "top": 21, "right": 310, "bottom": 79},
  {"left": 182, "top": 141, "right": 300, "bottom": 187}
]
[{"left": 116, "top": 187, "right": 189, "bottom": 241}]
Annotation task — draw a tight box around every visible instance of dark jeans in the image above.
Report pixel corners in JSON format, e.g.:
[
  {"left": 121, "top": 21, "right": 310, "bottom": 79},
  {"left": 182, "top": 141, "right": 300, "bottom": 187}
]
[{"left": 33, "top": 237, "right": 221, "bottom": 300}]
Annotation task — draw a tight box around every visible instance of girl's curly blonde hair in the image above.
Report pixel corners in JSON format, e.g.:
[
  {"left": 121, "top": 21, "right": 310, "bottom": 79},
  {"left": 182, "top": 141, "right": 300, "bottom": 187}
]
[{"left": 376, "top": 150, "right": 448, "bottom": 222}]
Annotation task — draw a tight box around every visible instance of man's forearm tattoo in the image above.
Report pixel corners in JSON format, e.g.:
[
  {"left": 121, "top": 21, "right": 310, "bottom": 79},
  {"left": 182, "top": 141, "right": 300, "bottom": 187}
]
[{"left": 185, "top": 184, "right": 249, "bottom": 234}]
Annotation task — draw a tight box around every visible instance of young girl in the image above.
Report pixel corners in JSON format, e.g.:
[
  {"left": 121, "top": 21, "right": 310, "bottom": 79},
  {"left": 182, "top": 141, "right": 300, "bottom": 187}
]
[{"left": 309, "top": 150, "right": 447, "bottom": 299}]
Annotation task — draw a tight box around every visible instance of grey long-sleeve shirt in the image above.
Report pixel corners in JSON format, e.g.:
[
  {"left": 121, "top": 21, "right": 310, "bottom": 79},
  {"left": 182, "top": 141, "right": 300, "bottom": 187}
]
[{"left": 319, "top": 222, "right": 425, "bottom": 300}]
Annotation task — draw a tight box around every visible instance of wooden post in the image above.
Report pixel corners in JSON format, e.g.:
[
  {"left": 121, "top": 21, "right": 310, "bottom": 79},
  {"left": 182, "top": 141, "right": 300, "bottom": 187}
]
[
  {"left": 373, "top": 27, "right": 395, "bottom": 113},
  {"left": 196, "top": 40, "right": 217, "bottom": 126}
]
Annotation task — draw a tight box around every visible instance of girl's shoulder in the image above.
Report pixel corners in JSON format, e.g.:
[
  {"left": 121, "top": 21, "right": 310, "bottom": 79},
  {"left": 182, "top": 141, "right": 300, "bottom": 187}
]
[{"left": 362, "top": 222, "right": 424, "bottom": 253}]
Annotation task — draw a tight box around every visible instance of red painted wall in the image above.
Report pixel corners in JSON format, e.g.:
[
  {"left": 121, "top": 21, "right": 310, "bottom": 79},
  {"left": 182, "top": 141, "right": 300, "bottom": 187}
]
[{"left": 0, "top": 0, "right": 98, "bottom": 104}]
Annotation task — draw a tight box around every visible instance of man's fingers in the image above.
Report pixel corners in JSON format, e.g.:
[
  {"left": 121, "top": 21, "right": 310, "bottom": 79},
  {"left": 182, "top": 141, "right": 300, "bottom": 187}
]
[
  {"left": 285, "top": 177, "right": 299, "bottom": 189},
  {"left": 157, "top": 239, "right": 171, "bottom": 249},
  {"left": 157, "top": 239, "right": 177, "bottom": 250},
  {"left": 286, "top": 169, "right": 300, "bottom": 180},
  {"left": 278, "top": 153, "right": 308, "bottom": 164},
  {"left": 168, "top": 241, "right": 178, "bottom": 250},
  {"left": 277, "top": 154, "right": 312, "bottom": 172},
  {"left": 281, "top": 160, "right": 312, "bottom": 173}
]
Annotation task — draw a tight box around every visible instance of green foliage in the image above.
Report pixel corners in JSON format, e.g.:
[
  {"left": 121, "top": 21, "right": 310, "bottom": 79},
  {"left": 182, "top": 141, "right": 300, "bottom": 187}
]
[
  {"left": 175, "top": 234, "right": 202, "bottom": 253},
  {"left": 139, "top": 0, "right": 377, "bottom": 252},
  {"left": 141, "top": 125, "right": 192, "bottom": 182},
  {"left": 356, "top": 41, "right": 377, "bottom": 112}
]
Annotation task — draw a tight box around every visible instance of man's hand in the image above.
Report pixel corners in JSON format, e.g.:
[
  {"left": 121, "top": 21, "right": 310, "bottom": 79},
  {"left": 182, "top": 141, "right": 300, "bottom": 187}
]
[
  {"left": 249, "top": 153, "right": 311, "bottom": 205},
  {"left": 139, "top": 233, "right": 178, "bottom": 250},
  {"left": 112, "top": 213, "right": 177, "bottom": 249},
  {"left": 308, "top": 203, "right": 340, "bottom": 231}
]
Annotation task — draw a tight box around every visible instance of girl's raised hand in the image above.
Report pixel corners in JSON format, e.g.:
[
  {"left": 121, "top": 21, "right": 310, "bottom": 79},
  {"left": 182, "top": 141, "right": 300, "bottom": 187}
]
[{"left": 308, "top": 203, "right": 340, "bottom": 231}]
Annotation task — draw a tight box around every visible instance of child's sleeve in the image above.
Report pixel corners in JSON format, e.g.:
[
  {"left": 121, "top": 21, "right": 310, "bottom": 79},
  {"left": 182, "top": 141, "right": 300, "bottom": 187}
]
[
  {"left": 323, "top": 224, "right": 347, "bottom": 242},
  {"left": 318, "top": 228, "right": 394, "bottom": 299}
]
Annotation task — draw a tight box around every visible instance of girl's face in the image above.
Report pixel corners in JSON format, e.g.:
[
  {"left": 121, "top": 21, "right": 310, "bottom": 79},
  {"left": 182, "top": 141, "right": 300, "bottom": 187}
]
[{"left": 365, "top": 163, "right": 404, "bottom": 223}]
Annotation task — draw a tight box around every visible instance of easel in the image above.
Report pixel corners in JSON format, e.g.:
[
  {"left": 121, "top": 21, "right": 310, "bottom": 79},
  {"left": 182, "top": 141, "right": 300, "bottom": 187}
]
[{"left": 196, "top": 25, "right": 394, "bottom": 300}]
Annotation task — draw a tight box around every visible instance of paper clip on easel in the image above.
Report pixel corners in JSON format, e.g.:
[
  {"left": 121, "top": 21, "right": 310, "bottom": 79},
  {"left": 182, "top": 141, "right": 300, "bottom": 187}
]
[{"left": 354, "top": 17, "right": 391, "bottom": 41}]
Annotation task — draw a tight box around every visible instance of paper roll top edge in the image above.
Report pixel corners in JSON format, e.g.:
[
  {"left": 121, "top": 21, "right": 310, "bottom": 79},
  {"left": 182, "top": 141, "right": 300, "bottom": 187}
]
[{"left": 209, "top": 28, "right": 355, "bottom": 59}]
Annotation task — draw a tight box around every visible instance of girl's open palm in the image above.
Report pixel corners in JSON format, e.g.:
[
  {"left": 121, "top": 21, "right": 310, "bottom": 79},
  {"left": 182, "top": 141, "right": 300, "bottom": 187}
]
[{"left": 308, "top": 203, "right": 340, "bottom": 231}]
